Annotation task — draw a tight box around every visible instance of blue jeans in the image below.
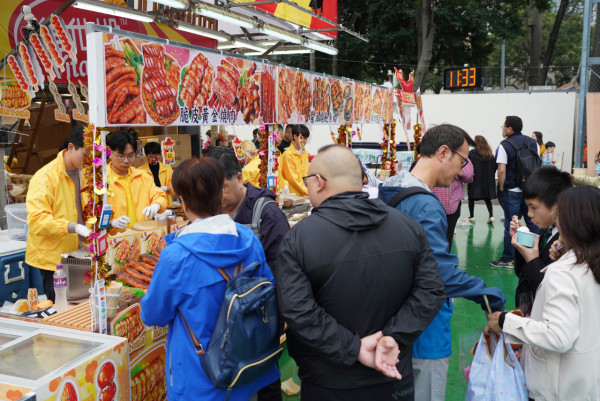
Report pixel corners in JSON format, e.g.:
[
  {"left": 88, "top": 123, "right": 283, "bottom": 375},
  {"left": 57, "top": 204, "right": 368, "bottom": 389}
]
[{"left": 500, "top": 190, "right": 539, "bottom": 261}]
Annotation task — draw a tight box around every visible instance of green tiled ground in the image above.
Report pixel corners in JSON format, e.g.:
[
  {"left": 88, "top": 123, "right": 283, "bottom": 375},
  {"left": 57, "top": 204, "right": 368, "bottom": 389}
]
[{"left": 279, "top": 204, "right": 516, "bottom": 401}]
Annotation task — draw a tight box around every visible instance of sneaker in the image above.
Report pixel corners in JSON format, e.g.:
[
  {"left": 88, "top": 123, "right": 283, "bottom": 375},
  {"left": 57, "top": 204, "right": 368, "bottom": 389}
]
[
  {"left": 490, "top": 259, "right": 514, "bottom": 269},
  {"left": 468, "top": 217, "right": 476, "bottom": 223},
  {"left": 487, "top": 217, "right": 495, "bottom": 224}
]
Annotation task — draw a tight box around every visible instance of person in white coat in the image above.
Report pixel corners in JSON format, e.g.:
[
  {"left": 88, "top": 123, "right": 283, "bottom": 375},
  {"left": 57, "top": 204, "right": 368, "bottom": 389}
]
[{"left": 486, "top": 185, "right": 600, "bottom": 401}]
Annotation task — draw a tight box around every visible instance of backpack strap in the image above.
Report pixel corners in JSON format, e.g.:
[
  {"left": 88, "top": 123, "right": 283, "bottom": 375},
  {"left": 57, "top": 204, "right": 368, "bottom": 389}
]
[
  {"left": 311, "top": 230, "right": 358, "bottom": 294},
  {"left": 387, "top": 186, "right": 435, "bottom": 208},
  {"left": 179, "top": 310, "right": 205, "bottom": 355},
  {"left": 249, "top": 197, "right": 276, "bottom": 240},
  {"left": 504, "top": 138, "right": 521, "bottom": 153}
]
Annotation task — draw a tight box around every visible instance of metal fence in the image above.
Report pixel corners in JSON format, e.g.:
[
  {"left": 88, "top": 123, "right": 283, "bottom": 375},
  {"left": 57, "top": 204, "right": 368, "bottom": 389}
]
[{"left": 589, "top": 3, "right": 600, "bottom": 93}]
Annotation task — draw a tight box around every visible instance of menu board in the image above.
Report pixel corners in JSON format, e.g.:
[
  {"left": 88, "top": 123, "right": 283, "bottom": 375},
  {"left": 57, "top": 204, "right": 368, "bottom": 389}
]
[{"left": 88, "top": 28, "right": 395, "bottom": 127}]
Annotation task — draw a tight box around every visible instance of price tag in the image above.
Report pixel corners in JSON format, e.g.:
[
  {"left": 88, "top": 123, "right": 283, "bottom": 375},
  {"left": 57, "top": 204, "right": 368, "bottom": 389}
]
[{"left": 98, "top": 205, "right": 112, "bottom": 229}]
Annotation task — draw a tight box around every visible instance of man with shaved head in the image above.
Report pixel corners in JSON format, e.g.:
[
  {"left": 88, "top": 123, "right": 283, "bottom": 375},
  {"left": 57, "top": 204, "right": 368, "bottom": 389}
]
[{"left": 277, "top": 144, "right": 445, "bottom": 401}]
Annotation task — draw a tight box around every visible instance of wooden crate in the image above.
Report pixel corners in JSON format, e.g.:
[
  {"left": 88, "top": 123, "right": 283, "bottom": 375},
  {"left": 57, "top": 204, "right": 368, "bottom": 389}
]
[{"left": 42, "top": 301, "right": 94, "bottom": 332}]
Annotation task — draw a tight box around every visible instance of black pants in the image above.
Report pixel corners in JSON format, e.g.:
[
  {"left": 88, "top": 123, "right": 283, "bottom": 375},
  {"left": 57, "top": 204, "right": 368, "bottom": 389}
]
[
  {"left": 257, "top": 378, "right": 282, "bottom": 401},
  {"left": 40, "top": 269, "right": 55, "bottom": 303},
  {"left": 468, "top": 199, "right": 493, "bottom": 218},
  {"left": 446, "top": 206, "right": 462, "bottom": 252},
  {"left": 301, "top": 379, "right": 414, "bottom": 401}
]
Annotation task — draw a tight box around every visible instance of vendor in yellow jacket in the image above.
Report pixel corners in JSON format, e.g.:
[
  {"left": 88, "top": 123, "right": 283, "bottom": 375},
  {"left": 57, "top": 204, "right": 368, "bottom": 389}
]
[
  {"left": 139, "top": 141, "right": 174, "bottom": 207},
  {"left": 26, "top": 126, "right": 91, "bottom": 302},
  {"left": 241, "top": 140, "right": 260, "bottom": 187},
  {"left": 106, "top": 131, "right": 167, "bottom": 233},
  {"left": 279, "top": 125, "right": 310, "bottom": 196}
]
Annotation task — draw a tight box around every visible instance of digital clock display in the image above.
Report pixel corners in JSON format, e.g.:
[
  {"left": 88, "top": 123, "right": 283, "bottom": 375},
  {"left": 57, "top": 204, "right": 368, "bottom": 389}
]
[{"left": 443, "top": 67, "right": 482, "bottom": 90}]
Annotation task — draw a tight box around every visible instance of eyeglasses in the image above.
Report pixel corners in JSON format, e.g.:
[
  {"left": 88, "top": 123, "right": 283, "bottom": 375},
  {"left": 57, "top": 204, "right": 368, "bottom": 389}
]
[
  {"left": 302, "top": 174, "right": 327, "bottom": 186},
  {"left": 114, "top": 153, "right": 136, "bottom": 161},
  {"left": 452, "top": 150, "right": 469, "bottom": 168}
]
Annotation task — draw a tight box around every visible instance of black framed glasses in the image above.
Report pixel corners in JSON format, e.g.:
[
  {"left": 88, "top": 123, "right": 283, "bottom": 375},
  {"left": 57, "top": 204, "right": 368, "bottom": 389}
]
[
  {"left": 114, "top": 153, "right": 136, "bottom": 161},
  {"left": 302, "top": 174, "right": 327, "bottom": 186},
  {"left": 452, "top": 150, "right": 469, "bottom": 168}
]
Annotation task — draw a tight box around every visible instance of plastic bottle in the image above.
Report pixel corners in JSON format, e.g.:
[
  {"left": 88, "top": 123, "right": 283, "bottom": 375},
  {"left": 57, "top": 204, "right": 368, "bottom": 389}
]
[{"left": 53, "top": 264, "right": 68, "bottom": 312}]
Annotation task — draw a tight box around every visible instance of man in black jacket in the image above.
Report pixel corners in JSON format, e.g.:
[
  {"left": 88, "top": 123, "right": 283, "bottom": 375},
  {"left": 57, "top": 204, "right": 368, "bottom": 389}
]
[
  {"left": 206, "top": 147, "right": 289, "bottom": 279},
  {"left": 206, "top": 147, "right": 289, "bottom": 401},
  {"left": 277, "top": 144, "right": 446, "bottom": 401}
]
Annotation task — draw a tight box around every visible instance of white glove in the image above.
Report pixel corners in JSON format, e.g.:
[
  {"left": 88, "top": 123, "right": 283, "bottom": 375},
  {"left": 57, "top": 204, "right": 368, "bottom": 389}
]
[
  {"left": 143, "top": 203, "right": 161, "bottom": 220},
  {"left": 111, "top": 215, "right": 130, "bottom": 229},
  {"left": 75, "top": 224, "right": 91, "bottom": 237},
  {"left": 160, "top": 186, "right": 168, "bottom": 192}
]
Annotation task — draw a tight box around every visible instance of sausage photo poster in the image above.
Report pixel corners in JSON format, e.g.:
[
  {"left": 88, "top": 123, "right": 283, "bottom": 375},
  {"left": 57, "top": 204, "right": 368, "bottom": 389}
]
[
  {"left": 90, "top": 32, "right": 277, "bottom": 127},
  {"left": 87, "top": 28, "right": 394, "bottom": 127}
]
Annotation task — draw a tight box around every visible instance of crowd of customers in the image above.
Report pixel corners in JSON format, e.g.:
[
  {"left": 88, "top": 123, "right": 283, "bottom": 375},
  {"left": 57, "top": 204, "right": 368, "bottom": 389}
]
[{"left": 139, "top": 120, "right": 600, "bottom": 401}]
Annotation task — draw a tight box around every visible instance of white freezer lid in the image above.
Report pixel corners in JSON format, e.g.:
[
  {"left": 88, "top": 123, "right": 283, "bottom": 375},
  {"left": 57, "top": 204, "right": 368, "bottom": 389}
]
[{"left": 0, "top": 231, "right": 27, "bottom": 256}]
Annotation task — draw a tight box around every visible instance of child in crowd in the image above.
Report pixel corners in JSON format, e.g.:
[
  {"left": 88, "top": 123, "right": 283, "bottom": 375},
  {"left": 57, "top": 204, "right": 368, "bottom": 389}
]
[
  {"left": 541, "top": 141, "right": 555, "bottom": 165},
  {"left": 509, "top": 166, "right": 571, "bottom": 314}
]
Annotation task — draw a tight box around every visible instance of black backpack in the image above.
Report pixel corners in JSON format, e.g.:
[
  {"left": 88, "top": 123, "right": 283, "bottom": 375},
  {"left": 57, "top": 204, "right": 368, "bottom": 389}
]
[{"left": 504, "top": 137, "right": 541, "bottom": 189}]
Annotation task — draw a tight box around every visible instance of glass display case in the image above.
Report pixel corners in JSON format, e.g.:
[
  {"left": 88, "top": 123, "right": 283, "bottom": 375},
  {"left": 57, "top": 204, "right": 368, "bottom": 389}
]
[{"left": 0, "top": 317, "right": 128, "bottom": 401}]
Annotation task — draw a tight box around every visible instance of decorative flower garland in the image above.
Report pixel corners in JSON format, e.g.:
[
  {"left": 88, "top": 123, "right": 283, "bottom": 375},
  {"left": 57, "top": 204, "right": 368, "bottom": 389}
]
[
  {"left": 413, "top": 123, "right": 423, "bottom": 161},
  {"left": 381, "top": 124, "right": 390, "bottom": 169},
  {"left": 258, "top": 124, "right": 269, "bottom": 188},
  {"left": 81, "top": 124, "right": 111, "bottom": 284},
  {"left": 337, "top": 125, "right": 352, "bottom": 147},
  {"left": 389, "top": 119, "right": 397, "bottom": 176}
]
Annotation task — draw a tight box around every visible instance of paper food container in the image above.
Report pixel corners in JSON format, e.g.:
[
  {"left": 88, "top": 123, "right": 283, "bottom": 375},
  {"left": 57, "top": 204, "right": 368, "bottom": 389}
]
[{"left": 107, "top": 230, "right": 141, "bottom": 273}]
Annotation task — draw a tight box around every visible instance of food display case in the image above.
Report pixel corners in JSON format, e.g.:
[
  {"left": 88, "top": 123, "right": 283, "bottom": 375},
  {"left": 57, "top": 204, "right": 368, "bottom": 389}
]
[{"left": 0, "top": 317, "right": 128, "bottom": 401}]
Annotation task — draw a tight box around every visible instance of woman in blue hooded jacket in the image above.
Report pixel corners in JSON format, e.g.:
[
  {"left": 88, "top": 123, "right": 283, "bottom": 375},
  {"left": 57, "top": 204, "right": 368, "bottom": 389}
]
[{"left": 141, "top": 158, "right": 279, "bottom": 401}]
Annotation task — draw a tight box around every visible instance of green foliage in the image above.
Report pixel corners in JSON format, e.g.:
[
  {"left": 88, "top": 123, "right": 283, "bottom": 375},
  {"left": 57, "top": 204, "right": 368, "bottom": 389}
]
[
  {"left": 271, "top": 0, "right": 581, "bottom": 91},
  {"left": 487, "top": 2, "right": 582, "bottom": 88}
]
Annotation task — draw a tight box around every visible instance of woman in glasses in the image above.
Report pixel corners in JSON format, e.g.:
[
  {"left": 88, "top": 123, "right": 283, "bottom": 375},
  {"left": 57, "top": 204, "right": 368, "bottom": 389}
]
[{"left": 106, "top": 131, "right": 166, "bottom": 233}]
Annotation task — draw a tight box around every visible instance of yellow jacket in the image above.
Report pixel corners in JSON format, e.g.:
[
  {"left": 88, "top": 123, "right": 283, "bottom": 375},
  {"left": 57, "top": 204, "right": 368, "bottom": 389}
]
[
  {"left": 25, "top": 150, "right": 79, "bottom": 271},
  {"left": 279, "top": 145, "right": 309, "bottom": 197},
  {"left": 242, "top": 156, "right": 261, "bottom": 187},
  {"left": 107, "top": 164, "right": 167, "bottom": 234},
  {"left": 139, "top": 161, "right": 174, "bottom": 207}
]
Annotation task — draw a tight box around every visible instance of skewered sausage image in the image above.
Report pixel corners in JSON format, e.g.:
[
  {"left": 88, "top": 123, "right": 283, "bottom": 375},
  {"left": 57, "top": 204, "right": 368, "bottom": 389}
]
[
  {"left": 105, "top": 42, "right": 145, "bottom": 125},
  {"left": 141, "top": 43, "right": 180, "bottom": 125}
]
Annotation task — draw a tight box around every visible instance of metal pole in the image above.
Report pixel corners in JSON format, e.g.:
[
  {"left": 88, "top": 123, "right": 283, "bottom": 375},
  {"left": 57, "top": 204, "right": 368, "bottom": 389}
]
[
  {"left": 501, "top": 40, "right": 505, "bottom": 90},
  {"left": 575, "top": 0, "right": 593, "bottom": 168}
]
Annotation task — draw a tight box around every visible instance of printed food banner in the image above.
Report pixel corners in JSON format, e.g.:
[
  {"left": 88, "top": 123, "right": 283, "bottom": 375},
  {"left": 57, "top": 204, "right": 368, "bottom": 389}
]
[
  {"left": 111, "top": 303, "right": 168, "bottom": 401},
  {"left": 88, "top": 28, "right": 394, "bottom": 127},
  {"left": 89, "top": 32, "right": 277, "bottom": 127},
  {"left": 1, "top": 0, "right": 217, "bottom": 86}
]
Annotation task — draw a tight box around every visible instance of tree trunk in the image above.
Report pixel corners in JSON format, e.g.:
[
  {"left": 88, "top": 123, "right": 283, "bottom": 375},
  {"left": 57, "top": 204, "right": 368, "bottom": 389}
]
[
  {"left": 414, "top": 0, "right": 435, "bottom": 90},
  {"left": 540, "top": 0, "right": 569, "bottom": 85},
  {"left": 527, "top": 0, "right": 542, "bottom": 87}
]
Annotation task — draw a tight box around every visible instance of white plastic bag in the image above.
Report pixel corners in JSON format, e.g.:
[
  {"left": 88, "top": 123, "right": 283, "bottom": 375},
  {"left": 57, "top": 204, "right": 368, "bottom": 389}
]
[{"left": 466, "top": 331, "right": 528, "bottom": 401}]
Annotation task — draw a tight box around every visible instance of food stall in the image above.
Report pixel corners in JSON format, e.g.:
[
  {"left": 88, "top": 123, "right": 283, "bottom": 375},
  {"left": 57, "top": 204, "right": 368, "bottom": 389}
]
[{"left": 2, "top": 7, "right": 397, "bottom": 400}]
